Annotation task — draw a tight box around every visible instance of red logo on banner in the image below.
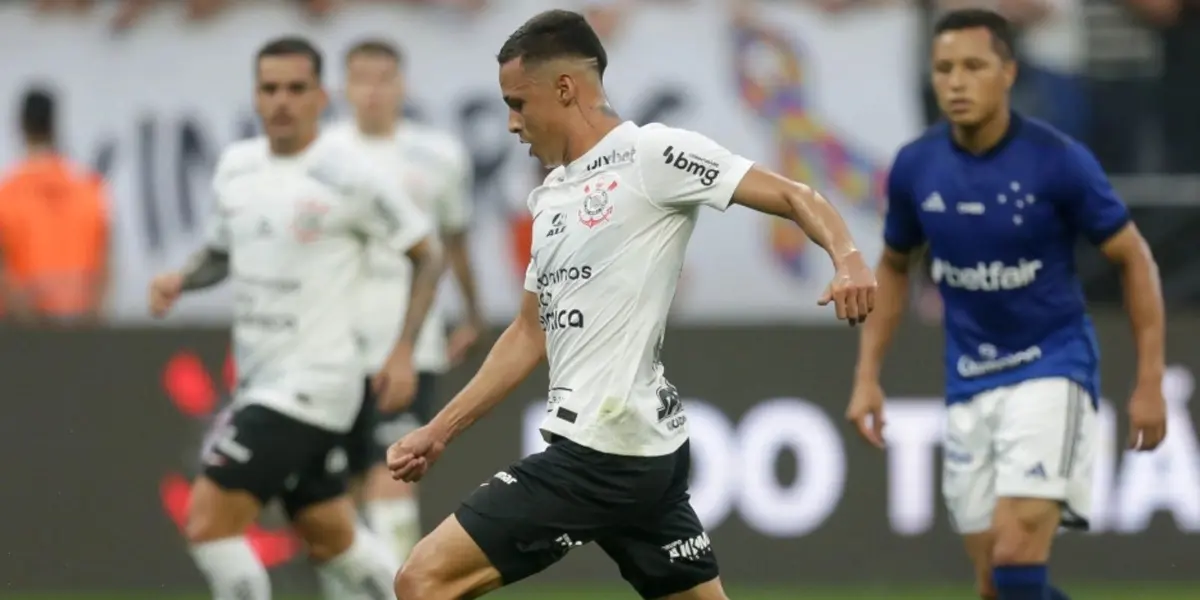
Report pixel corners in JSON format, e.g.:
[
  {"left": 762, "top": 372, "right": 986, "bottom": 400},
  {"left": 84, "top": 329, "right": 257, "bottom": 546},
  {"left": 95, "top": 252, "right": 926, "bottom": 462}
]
[{"left": 158, "top": 348, "right": 301, "bottom": 568}]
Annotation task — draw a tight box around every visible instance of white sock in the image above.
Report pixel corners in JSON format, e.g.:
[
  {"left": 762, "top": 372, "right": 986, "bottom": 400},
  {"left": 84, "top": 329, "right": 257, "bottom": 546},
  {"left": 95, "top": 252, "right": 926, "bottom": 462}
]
[
  {"left": 189, "top": 537, "right": 271, "bottom": 600},
  {"left": 365, "top": 498, "right": 421, "bottom": 566},
  {"left": 315, "top": 525, "right": 398, "bottom": 600}
]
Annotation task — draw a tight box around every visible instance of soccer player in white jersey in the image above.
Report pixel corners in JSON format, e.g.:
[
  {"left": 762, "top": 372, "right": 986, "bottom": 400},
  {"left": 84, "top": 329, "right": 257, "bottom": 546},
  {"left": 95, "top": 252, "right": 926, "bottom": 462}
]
[
  {"left": 327, "top": 38, "right": 483, "bottom": 571},
  {"left": 383, "top": 10, "right": 877, "bottom": 600},
  {"left": 146, "top": 37, "right": 444, "bottom": 600}
]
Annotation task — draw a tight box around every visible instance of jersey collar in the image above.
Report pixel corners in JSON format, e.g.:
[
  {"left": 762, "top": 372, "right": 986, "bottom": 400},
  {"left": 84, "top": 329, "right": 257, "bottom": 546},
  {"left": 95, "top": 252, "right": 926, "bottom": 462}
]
[
  {"left": 562, "top": 121, "right": 639, "bottom": 180},
  {"left": 949, "top": 111, "right": 1023, "bottom": 160}
]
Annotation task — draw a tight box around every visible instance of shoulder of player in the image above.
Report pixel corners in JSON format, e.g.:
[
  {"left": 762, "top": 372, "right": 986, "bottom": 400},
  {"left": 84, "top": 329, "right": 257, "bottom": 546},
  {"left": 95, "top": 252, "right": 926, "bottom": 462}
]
[
  {"left": 400, "top": 121, "right": 470, "bottom": 169},
  {"left": 632, "top": 122, "right": 697, "bottom": 154},
  {"left": 215, "top": 138, "right": 270, "bottom": 179}
]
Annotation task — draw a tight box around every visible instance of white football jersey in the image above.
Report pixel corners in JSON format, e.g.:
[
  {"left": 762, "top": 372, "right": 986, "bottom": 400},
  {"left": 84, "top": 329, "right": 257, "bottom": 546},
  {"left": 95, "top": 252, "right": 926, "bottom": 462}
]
[
  {"left": 528, "top": 122, "right": 754, "bottom": 457},
  {"left": 325, "top": 121, "right": 473, "bottom": 374},
  {"left": 206, "top": 133, "right": 433, "bottom": 432}
]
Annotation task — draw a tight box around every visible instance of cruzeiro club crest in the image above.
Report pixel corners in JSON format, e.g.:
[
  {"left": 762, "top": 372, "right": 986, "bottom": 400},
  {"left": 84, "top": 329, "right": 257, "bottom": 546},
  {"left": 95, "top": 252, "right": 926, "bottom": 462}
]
[{"left": 579, "top": 176, "right": 618, "bottom": 229}]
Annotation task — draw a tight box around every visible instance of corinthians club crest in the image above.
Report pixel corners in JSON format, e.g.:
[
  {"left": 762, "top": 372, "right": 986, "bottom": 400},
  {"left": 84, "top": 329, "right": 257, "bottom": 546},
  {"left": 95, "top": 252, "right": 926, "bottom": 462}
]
[{"left": 579, "top": 177, "right": 618, "bottom": 229}]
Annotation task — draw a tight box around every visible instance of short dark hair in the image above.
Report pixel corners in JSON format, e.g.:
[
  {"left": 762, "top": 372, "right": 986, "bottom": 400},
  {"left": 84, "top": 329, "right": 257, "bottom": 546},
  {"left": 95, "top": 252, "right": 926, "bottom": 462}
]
[
  {"left": 20, "top": 86, "right": 55, "bottom": 142},
  {"left": 496, "top": 10, "right": 607, "bottom": 77},
  {"left": 346, "top": 39, "right": 404, "bottom": 68},
  {"left": 256, "top": 36, "right": 324, "bottom": 80},
  {"left": 932, "top": 9, "right": 1016, "bottom": 61}
]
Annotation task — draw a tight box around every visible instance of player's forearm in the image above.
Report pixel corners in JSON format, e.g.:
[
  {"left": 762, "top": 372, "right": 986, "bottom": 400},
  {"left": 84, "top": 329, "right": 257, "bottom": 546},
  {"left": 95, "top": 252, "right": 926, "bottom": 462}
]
[
  {"left": 781, "top": 184, "right": 860, "bottom": 265},
  {"left": 446, "top": 232, "right": 484, "bottom": 325},
  {"left": 396, "top": 242, "right": 446, "bottom": 347},
  {"left": 854, "top": 256, "right": 910, "bottom": 382},
  {"left": 179, "top": 247, "right": 230, "bottom": 291},
  {"left": 1118, "top": 253, "right": 1166, "bottom": 386},
  {"left": 431, "top": 320, "right": 545, "bottom": 442}
]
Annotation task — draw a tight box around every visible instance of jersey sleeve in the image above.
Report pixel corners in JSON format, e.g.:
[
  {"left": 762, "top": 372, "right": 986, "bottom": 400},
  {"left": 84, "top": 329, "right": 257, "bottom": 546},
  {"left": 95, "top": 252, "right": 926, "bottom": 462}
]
[
  {"left": 882, "top": 147, "right": 925, "bottom": 253},
  {"left": 1056, "top": 142, "right": 1131, "bottom": 246},
  {"left": 634, "top": 126, "right": 754, "bottom": 212},
  {"left": 523, "top": 260, "right": 538, "bottom": 293},
  {"left": 353, "top": 160, "right": 435, "bottom": 254},
  {"left": 431, "top": 140, "right": 474, "bottom": 234},
  {"left": 204, "top": 151, "right": 236, "bottom": 252}
]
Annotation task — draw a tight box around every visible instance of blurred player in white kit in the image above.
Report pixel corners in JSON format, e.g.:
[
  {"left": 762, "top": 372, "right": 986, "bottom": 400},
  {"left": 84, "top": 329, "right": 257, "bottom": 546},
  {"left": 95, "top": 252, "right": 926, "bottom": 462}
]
[
  {"left": 327, "top": 38, "right": 483, "bottom": 571},
  {"left": 148, "top": 37, "right": 444, "bottom": 600}
]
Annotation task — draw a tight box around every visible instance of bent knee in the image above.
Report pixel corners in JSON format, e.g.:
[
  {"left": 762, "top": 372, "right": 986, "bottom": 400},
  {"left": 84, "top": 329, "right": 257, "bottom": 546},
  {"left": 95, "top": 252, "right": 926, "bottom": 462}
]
[
  {"left": 184, "top": 480, "right": 259, "bottom": 544},
  {"left": 394, "top": 558, "right": 440, "bottom": 600},
  {"left": 992, "top": 497, "right": 1060, "bottom": 564}
]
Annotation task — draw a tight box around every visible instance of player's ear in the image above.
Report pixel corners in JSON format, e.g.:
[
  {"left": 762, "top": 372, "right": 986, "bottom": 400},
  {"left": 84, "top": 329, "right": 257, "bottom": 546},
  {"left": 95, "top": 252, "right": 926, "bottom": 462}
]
[
  {"left": 1002, "top": 59, "right": 1017, "bottom": 88},
  {"left": 556, "top": 73, "right": 576, "bottom": 106}
]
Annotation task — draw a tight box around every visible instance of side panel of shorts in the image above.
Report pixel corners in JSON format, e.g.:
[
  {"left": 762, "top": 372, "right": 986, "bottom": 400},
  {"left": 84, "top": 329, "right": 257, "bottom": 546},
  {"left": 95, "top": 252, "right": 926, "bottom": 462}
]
[
  {"left": 943, "top": 377, "right": 1096, "bottom": 534},
  {"left": 345, "top": 378, "right": 379, "bottom": 477},
  {"left": 455, "top": 440, "right": 718, "bottom": 599},
  {"left": 200, "top": 404, "right": 349, "bottom": 518}
]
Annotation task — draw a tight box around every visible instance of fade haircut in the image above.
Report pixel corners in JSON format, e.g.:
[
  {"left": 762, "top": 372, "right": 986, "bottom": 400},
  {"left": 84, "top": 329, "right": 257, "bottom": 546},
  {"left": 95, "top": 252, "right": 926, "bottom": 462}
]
[
  {"left": 496, "top": 10, "right": 607, "bottom": 78},
  {"left": 346, "top": 39, "right": 404, "bottom": 68},
  {"left": 932, "top": 9, "right": 1016, "bottom": 62},
  {"left": 256, "top": 36, "right": 324, "bottom": 80}
]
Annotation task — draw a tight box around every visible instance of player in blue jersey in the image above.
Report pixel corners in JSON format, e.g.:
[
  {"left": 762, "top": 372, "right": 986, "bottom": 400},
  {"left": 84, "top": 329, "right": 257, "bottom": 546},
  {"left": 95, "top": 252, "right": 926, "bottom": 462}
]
[{"left": 847, "top": 9, "right": 1167, "bottom": 600}]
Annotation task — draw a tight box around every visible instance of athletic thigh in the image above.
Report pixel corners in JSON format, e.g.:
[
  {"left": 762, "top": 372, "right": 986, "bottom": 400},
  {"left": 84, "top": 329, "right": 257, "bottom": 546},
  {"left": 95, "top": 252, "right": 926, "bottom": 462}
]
[{"left": 993, "top": 377, "right": 1097, "bottom": 530}]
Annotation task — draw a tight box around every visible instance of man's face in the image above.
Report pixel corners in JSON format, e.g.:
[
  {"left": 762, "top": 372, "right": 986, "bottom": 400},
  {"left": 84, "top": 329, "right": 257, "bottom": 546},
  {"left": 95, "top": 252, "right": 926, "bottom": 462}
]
[
  {"left": 930, "top": 27, "right": 1014, "bottom": 127},
  {"left": 255, "top": 54, "right": 327, "bottom": 144},
  {"left": 345, "top": 53, "right": 403, "bottom": 125},
  {"left": 499, "top": 58, "right": 568, "bottom": 167}
]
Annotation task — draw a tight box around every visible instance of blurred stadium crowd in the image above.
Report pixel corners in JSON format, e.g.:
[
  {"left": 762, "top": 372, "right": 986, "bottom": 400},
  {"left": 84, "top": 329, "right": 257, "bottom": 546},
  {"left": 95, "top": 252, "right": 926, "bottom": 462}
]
[{"left": 4, "top": 0, "right": 1200, "bottom": 326}]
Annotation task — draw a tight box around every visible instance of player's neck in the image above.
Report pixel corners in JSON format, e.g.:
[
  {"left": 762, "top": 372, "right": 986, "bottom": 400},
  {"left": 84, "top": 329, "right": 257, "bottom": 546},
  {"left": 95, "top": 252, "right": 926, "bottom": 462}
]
[
  {"left": 356, "top": 116, "right": 398, "bottom": 138},
  {"left": 952, "top": 109, "right": 1012, "bottom": 156},
  {"left": 270, "top": 130, "right": 319, "bottom": 157},
  {"left": 24, "top": 141, "right": 55, "bottom": 158},
  {"left": 562, "top": 105, "right": 623, "bottom": 165}
]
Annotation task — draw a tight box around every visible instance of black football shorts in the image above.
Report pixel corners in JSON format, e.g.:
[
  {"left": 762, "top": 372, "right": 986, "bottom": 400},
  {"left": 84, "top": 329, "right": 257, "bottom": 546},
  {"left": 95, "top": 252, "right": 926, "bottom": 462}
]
[
  {"left": 456, "top": 437, "right": 718, "bottom": 599},
  {"left": 201, "top": 403, "right": 349, "bottom": 518}
]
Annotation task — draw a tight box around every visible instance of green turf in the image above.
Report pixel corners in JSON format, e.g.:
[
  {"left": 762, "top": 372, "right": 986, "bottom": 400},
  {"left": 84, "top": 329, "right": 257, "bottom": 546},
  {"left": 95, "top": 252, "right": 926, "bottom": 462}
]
[{"left": 6, "top": 585, "right": 1199, "bottom": 600}]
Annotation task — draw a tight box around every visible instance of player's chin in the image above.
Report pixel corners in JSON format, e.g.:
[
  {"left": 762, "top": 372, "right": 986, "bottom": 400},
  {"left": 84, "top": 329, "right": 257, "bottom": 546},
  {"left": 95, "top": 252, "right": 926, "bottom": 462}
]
[{"left": 946, "top": 111, "right": 985, "bottom": 128}]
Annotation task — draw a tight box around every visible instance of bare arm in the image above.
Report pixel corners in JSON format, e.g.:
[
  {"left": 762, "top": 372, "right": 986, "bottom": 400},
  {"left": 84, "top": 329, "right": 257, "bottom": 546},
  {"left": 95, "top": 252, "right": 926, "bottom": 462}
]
[
  {"left": 179, "top": 247, "right": 230, "bottom": 291},
  {"left": 730, "top": 166, "right": 861, "bottom": 266},
  {"left": 444, "top": 230, "right": 484, "bottom": 327},
  {"left": 1100, "top": 224, "right": 1165, "bottom": 387},
  {"left": 393, "top": 238, "right": 446, "bottom": 348},
  {"left": 428, "top": 291, "right": 546, "bottom": 442},
  {"left": 854, "top": 247, "right": 912, "bottom": 383}
]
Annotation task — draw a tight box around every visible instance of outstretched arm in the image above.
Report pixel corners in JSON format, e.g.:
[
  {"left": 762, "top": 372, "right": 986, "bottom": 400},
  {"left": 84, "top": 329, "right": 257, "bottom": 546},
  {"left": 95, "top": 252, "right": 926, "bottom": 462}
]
[
  {"left": 730, "top": 166, "right": 862, "bottom": 268},
  {"left": 428, "top": 290, "right": 546, "bottom": 443}
]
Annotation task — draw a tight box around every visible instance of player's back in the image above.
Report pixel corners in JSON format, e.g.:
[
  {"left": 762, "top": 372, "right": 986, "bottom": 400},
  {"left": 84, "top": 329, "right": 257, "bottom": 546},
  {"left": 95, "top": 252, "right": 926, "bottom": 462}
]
[
  {"left": 0, "top": 154, "right": 107, "bottom": 317},
  {"left": 885, "top": 114, "right": 1130, "bottom": 402},
  {"left": 214, "top": 134, "right": 390, "bottom": 428}
]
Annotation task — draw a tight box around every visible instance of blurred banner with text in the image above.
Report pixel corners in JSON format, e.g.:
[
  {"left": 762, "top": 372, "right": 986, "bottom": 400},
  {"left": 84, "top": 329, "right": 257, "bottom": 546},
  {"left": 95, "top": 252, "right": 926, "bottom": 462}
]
[{"left": 2, "top": 312, "right": 1196, "bottom": 591}]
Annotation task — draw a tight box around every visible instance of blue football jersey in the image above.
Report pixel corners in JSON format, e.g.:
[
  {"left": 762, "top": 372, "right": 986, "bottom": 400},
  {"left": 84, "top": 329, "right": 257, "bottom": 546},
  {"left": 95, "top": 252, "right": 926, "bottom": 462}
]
[{"left": 883, "top": 114, "right": 1130, "bottom": 404}]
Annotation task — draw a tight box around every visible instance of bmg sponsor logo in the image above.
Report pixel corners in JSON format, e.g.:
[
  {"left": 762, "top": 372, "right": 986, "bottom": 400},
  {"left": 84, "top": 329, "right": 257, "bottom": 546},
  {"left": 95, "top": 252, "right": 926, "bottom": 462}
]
[{"left": 662, "top": 145, "right": 720, "bottom": 187}]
